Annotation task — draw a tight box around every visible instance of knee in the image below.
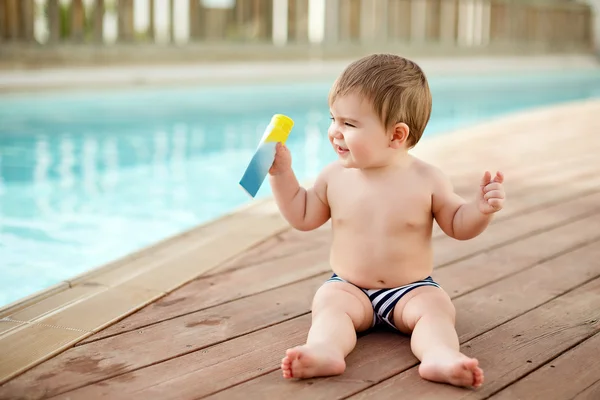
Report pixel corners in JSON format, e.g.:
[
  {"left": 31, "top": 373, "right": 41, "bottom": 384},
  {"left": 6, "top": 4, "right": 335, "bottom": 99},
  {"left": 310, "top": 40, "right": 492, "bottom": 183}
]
[
  {"left": 418, "top": 299, "right": 456, "bottom": 325},
  {"left": 310, "top": 284, "right": 370, "bottom": 330},
  {"left": 403, "top": 291, "right": 456, "bottom": 330},
  {"left": 311, "top": 287, "right": 349, "bottom": 315}
]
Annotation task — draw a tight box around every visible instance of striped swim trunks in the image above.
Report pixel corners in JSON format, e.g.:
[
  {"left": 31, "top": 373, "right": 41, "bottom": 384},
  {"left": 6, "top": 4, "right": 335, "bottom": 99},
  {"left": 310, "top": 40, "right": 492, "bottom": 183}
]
[{"left": 325, "top": 273, "right": 441, "bottom": 331}]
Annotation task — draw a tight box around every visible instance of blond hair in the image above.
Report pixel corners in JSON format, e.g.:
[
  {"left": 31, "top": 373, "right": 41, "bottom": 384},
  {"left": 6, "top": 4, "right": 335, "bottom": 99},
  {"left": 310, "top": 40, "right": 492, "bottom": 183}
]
[{"left": 328, "top": 53, "right": 432, "bottom": 148}]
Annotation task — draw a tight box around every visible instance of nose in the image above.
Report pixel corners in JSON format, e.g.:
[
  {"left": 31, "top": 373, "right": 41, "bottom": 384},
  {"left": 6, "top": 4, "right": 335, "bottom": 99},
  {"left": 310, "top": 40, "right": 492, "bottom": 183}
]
[{"left": 328, "top": 125, "right": 343, "bottom": 140}]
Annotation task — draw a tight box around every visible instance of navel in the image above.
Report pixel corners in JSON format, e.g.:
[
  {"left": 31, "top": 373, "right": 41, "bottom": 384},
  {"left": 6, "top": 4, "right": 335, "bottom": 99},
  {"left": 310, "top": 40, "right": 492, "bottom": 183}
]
[{"left": 377, "top": 279, "right": 385, "bottom": 285}]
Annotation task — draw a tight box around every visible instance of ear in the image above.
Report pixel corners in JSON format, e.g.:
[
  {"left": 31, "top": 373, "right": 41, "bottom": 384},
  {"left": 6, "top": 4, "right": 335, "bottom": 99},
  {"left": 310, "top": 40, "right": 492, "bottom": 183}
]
[{"left": 389, "top": 123, "right": 410, "bottom": 149}]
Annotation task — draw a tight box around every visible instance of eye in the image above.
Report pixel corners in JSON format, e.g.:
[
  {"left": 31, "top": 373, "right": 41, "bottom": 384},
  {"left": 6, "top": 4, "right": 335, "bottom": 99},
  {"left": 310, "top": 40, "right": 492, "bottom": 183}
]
[{"left": 345, "top": 122, "right": 355, "bottom": 128}]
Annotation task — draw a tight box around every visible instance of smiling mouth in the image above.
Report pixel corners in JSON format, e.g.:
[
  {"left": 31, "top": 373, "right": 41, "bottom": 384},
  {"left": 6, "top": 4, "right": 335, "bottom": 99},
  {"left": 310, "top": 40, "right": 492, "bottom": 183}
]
[{"left": 335, "top": 144, "right": 349, "bottom": 154}]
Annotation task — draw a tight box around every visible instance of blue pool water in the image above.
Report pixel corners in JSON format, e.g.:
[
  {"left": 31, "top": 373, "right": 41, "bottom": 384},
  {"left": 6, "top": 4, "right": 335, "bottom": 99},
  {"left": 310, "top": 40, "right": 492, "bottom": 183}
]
[{"left": 1, "top": 69, "right": 600, "bottom": 306}]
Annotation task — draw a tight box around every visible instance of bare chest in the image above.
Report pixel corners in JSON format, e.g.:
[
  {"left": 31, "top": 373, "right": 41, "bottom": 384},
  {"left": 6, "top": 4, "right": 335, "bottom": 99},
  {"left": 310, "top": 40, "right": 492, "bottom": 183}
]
[{"left": 328, "top": 174, "right": 432, "bottom": 232}]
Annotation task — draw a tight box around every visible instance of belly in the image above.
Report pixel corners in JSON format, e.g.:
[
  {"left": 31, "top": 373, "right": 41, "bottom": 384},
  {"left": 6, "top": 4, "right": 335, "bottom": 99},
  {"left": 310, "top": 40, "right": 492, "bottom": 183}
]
[{"left": 329, "top": 227, "right": 433, "bottom": 289}]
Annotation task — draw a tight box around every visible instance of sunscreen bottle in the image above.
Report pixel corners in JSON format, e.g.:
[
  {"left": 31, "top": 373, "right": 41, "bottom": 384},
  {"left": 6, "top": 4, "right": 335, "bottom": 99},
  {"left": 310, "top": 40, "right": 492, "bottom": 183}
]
[{"left": 239, "top": 114, "right": 294, "bottom": 197}]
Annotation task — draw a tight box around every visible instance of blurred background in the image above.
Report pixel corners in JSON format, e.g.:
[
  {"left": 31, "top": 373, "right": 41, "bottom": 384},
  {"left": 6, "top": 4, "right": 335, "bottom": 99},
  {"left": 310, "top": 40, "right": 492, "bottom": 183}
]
[
  {"left": 1, "top": 0, "right": 599, "bottom": 306},
  {"left": 0, "top": 0, "right": 596, "bottom": 64}
]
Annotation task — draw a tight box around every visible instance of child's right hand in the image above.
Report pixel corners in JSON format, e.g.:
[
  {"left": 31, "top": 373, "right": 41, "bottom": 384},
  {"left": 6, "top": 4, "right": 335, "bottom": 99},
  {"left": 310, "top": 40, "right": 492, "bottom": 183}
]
[{"left": 269, "top": 142, "right": 292, "bottom": 176}]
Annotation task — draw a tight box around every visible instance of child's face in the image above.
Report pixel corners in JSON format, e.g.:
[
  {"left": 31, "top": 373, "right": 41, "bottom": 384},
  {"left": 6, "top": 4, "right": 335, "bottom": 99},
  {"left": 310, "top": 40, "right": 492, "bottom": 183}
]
[{"left": 328, "top": 92, "right": 398, "bottom": 169}]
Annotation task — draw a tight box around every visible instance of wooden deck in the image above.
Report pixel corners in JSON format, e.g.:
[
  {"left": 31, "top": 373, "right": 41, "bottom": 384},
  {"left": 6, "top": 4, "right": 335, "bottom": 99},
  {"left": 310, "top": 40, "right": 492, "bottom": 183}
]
[{"left": 1, "top": 99, "right": 600, "bottom": 399}]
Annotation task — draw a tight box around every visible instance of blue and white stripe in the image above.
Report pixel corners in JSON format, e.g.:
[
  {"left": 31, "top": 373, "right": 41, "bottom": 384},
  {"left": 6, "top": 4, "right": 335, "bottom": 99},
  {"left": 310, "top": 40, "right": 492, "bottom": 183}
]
[{"left": 325, "top": 273, "right": 440, "bottom": 330}]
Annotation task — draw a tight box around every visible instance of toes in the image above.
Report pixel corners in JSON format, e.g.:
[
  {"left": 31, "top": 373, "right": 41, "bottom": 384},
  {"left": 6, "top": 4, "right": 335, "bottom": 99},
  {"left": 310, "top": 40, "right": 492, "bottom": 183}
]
[
  {"left": 286, "top": 347, "right": 301, "bottom": 361},
  {"left": 463, "top": 357, "right": 479, "bottom": 370},
  {"left": 472, "top": 367, "right": 484, "bottom": 388},
  {"left": 281, "top": 356, "right": 293, "bottom": 379}
]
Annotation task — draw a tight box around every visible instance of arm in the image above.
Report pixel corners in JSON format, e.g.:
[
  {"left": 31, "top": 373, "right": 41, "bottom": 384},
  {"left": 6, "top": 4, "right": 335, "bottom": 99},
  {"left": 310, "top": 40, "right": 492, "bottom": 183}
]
[
  {"left": 268, "top": 143, "right": 331, "bottom": 231},
  {"left": 431, "top": 168, "right": 505, "bottom": 241}
]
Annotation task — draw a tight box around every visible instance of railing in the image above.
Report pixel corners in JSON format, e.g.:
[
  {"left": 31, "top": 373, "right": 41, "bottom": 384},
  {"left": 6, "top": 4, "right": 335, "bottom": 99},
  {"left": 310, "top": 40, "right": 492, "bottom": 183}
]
[{"left": 0, "top": 0, "right": 594, "bottom": 54}]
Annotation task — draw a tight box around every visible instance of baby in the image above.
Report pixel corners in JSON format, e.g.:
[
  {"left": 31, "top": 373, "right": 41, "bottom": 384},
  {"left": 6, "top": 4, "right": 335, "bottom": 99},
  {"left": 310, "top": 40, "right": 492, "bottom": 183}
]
[{"left": 268, "top": 53, "right": 505, "bottom": 389}]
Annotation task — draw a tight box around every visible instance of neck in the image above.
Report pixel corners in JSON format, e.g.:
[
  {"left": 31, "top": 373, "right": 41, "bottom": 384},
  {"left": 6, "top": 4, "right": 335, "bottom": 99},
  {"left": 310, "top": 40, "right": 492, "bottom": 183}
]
[{"left": 360, "top": 149, "right": 412, "bottom": 173}]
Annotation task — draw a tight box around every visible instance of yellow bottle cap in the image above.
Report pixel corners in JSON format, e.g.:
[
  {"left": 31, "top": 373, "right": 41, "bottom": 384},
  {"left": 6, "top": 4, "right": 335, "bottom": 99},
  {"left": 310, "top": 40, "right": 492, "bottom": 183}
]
[
  {"left": 265, "top": 114, "right": 294, "bottom": 143},
  {"left": 272, "top": 114, "right": 294, "bottom": 133}
]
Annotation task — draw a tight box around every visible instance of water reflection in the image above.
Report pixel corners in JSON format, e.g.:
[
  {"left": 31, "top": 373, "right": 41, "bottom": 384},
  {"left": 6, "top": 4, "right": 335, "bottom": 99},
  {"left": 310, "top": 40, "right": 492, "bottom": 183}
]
[{"left": 82, "top": 135, "right": 99, "bottom": 196}]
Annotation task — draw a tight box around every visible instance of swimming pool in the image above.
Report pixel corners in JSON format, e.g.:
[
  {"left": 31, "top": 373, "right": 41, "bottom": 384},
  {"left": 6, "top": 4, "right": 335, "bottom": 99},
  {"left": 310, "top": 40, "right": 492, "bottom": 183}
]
[{"left": 1, "top": 69, "right": 600, "bottom": 307}]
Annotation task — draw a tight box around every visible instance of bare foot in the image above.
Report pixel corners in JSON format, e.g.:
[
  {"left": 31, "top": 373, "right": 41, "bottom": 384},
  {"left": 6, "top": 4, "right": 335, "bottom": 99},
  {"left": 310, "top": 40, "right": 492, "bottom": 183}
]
[
  {"left": 281, "top": 344, "right": 346, "bottom": 379},
  {"left": 418, "top": 351, "right": 484, "bottom": 388}
]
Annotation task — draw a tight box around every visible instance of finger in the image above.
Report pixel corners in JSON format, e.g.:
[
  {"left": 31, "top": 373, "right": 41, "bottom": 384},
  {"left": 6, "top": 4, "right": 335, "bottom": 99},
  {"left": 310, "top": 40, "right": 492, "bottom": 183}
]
[
  {"left": 480, "top": 171, "right": 492, "bottom": 187},
  {"left": 484, "top": 190, "right": 505, "bottom": 200},
  {"left": 487, "top": 198, "right": 503, "bottom": 209},
  {"left": 483, "top": 182, "right": 503, "bottom": 193},
  {"left": 492, "top": 171, "right": 504, "bottom": 184}
]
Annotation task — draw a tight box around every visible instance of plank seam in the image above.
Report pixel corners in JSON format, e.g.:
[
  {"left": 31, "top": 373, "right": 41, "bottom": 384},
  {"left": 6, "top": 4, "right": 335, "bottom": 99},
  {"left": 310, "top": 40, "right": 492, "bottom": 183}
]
[
  {"left": 436, "top": 208, "right": 600, "bottom": 270},
  {"left": 568, "top": 377, "right": 600, "bottom": 400},
  {"left": 0, "top": 317, "right": 90, "bottom": 334},
  {"left": 193, "top": 366, "right": 283, "bottom": 400},
  {"left": 481, "top": 332, "right": 600, "bottom": 400},
  {"left": 74, "top": 271, "right": 328, "bottom": 347},
  {"left": 452, "top": 234, "right": 600, "bottom": 300},
  {"left": 50, "top": 312, "right": 312, "bottom": 398}
]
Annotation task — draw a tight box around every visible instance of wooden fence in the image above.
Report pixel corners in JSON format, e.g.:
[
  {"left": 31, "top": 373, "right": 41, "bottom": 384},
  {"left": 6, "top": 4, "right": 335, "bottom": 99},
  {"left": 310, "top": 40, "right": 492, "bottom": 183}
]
[{"left": 0, "top": 0, "right": 594, "bottom": 53}]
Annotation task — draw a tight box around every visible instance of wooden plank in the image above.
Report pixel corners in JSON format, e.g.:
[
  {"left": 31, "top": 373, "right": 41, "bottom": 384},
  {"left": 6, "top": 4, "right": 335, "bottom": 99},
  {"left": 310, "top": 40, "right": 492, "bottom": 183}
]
[
  {"left": 348, "top": 277, "right": 600, "bottom": 400},
  {"left": 0, "top": 320, "right": 23, "bottom": 337},
  {"left": 435, "top": 212, "right": 600, "bottom": 298},
  {"left": 79, "top": 252, "right": 330, "bottom": 344},
  {"left": 0, "top": 282, "right": 70, "bottom": 319},
  {"left": 0, "top": 284, "right": 163, "bottom": 386},
  {"left": 213, "top": 224, "right": 328, "bottom": 274},
  {"left": 0, "top": 324, "right": 83, "bottom": 385},
  {"left": 0, "top": 275, "right": 325, "bottom": 397},
  {"left": 8, "top": 285, "right": 107, "bottom": 323},
  {"left": 33, "top": 316, "right": 314, "bottom": 400},
  {"left": 185, "top": 240, "right": 600, "bottom": 400},
  {"left": 37, "top": 285, "right": 163, "bottom": 333},
  {"left": 433, "top": 190, "right": 600, "bottom": 268},
  {"left": 82, "top": 209, "right": 600, "bottom": 345},
  {"left": 573, "top": 380, "right": 600, "bottom": 400},
  {"left": 60, "top": 205, "right": 288, "bottom": 294},
  {"left": 116, "top": 225, "right": 290, "bottom": 293},
  {"left": 488, "top": 332, "right": 600, "bottom": 400}
]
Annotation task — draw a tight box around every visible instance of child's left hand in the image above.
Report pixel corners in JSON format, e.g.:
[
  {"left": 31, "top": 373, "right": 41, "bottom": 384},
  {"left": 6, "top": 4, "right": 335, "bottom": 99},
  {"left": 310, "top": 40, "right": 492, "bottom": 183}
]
[{"left": 479, "top": 171, "right": 505, "bottom": 215}]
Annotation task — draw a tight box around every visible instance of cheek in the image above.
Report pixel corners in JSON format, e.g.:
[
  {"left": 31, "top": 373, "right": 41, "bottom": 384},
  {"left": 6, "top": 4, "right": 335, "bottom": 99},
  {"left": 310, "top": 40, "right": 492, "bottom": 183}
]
[{"left": 346, "top": 135, "right": 371, "bottom": 158}]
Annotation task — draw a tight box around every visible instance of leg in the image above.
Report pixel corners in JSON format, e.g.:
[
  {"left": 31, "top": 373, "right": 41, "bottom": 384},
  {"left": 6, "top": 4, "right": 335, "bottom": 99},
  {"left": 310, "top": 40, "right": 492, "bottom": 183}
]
[
  {"left": 281, "top": 281, "right": 374, "bottom": 379},
  {"left": 392, "top": 286, "right": 484, "bottom": 388}
]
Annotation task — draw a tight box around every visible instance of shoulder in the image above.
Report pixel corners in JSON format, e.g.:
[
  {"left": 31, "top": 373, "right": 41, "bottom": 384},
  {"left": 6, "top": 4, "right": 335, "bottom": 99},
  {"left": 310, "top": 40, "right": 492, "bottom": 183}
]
[
  {"left": 312, "top": 161, "right": 342, "bottom": 204},
  {"left": 316, "top": 160, "right": 343, "bottom": 183},
  {"left": 411, "top": 156, "right": 451, "bottom": 191}
]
